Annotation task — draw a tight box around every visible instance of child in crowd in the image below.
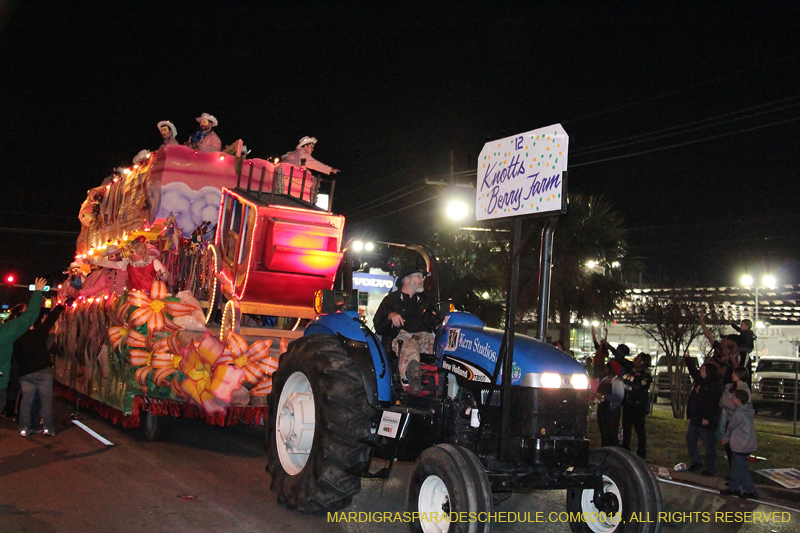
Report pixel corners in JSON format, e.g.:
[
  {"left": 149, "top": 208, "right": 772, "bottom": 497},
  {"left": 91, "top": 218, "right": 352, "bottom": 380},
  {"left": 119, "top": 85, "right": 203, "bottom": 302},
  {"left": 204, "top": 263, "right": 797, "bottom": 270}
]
[{"left": 720, "top": 389, "right": 758, "bottom": 499}]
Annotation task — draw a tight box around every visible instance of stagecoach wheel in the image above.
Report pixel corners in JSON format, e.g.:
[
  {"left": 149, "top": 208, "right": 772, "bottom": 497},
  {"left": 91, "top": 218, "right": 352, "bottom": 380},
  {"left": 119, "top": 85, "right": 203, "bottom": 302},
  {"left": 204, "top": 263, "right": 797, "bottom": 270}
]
[
  {"left": 566, "top": 447, "right": 662, "bottom": 533},
  {"left": 221, "top": 298, "right": 241, "bottom": 338},
  {"left": 202, "top": 245, "right": 220, "bottom": 325},
  {"left": 407, "top": 444, "right": 492, "bottom": 533},
  {"left": 143, "top": 410, "right": 176, "bottom": 441},
  {"left": 266, "top": 334, "right": 373, "bottom": 513}
]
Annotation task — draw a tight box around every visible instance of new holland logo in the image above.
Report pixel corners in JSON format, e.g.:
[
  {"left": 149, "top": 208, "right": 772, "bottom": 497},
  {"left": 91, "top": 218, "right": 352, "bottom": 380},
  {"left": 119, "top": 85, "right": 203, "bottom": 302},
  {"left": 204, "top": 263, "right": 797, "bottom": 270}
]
[{"left": 442, "top": 356, "right": 490, "bottom": 383}]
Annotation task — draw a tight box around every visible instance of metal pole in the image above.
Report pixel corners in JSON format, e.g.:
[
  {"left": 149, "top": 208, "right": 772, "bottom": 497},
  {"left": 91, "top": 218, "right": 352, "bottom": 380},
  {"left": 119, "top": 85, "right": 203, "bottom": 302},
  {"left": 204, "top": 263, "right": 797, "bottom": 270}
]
[
  {"left": 755, "top": 287, "right": 759, "bottom": 325},
  {"left": 537, "top": 217, "right": 560, "bottom": 340},
  {"left": 498, "top": 218, "right": 521, "bottom": 461},
  {"left": 793, "top": 350, "right": 798, "bottom": 437}
]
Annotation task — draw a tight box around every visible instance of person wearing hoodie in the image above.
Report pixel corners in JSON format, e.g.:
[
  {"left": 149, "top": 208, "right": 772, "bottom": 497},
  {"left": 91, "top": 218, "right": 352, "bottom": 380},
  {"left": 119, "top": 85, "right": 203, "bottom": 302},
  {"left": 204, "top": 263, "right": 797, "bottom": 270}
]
[
  {"left": 685, "top": 353, "right": 724, "bottom": 475},
  {"left": 0, "top": 278, "right": 47, "bottom": 413},
  {"left": 719, "top": 367, "right": 751, "bottom": 464},
  {"left": 15, "top": 303, "right": 65, "bottom": 436},
  {"left": 720, "top": 389, "right": 758, "bottom": 499}
]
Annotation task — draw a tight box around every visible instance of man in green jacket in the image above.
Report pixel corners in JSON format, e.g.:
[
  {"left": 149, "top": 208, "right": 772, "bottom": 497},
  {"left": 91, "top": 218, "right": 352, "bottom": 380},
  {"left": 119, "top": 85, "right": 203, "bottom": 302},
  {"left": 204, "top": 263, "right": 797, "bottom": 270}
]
[{"left": 1, "top": 277, "right": 47, "bottom": 413}]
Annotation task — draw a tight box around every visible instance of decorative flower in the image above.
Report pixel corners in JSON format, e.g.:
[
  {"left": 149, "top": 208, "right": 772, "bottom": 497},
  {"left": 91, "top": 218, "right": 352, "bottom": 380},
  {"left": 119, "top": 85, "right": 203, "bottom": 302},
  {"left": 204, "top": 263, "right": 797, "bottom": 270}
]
[
  {"left": 250, "top": 376, "right": 273, "bottom": 397},
  {"left": 219, "top": 331, "right": 278, "bottom": 385},
  {"left": 106, "top": 298, "right": 141, "bottom": 350},
  {"left": 130, "top": 335, "right": 178, "bottom": 393},
  {"left": 108, "top": 324, "right": 146, "bottom": 351},
  {"left": 126, "top": 280, "right": 196, "bottom": 333},
  {"left": 179, "top": 331, "right": 245, "bottom": 413}
]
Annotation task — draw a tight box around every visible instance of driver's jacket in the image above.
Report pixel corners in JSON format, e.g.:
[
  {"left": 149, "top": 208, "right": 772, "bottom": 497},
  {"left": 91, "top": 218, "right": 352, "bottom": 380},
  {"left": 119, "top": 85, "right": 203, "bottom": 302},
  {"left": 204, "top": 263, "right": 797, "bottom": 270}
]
[{"left": 373, "top": 290, "right": 438, "bottom": 340}]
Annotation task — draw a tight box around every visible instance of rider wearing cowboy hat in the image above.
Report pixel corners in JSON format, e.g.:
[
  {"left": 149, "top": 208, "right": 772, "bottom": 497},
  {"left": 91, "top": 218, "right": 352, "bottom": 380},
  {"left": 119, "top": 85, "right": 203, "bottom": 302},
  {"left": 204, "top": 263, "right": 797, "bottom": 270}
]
[
  {"left": 281, "top": 136, "right": 340, "bottom": 175},
  {"left": 158, "top": 120, "right": 179, "bottom": 146},
  {"left": 186, "top": 113, "right": 221, "bottom": 152}
]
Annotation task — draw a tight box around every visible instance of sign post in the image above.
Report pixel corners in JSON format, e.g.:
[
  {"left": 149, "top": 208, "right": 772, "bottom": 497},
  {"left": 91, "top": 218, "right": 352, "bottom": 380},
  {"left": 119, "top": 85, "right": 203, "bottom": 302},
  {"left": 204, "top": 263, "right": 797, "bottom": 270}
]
[{"left": 476, "top": 124, "right": 569, "bottom": 460}]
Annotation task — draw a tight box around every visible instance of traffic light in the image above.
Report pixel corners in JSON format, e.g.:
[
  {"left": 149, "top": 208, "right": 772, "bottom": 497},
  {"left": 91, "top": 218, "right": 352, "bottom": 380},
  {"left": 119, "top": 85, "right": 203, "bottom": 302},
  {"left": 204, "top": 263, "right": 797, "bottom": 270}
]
[{"left": 4, "top": 274, "right": 14, "bottom": 284}]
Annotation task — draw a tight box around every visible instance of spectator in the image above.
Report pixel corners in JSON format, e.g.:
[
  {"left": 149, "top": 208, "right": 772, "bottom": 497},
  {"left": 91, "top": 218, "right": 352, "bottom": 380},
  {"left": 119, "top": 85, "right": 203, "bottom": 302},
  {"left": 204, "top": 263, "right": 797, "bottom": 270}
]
[
  {"left": 685, "top": 354, "right": 724, "bottom": 475},
  {"left": 158, "top": 120, "right": 179, "bottom": 146},
  {"left": 1, "top": 303, "right": 27, "bottom": 418},
  {"left": 698, "top": 311, "right": 735, "bottom": 384},
  {"left": 186, "top": 113, "right": 221, "bottom": 152},
  {"left": 596, "top": 360, "right": 624, "bottom": 447},
  {"left": 720, "top": 389, "right": 758, "bottom": 499},
  {"left": 603, "top": 340, "right": 633, "bottom": 374},
  {"left": 281, "top": 136, "right": 340, "bottom": 175},
  {"left": 15, "top": 304, "right": 65, "bottom": 436},
  {"left": 719, "top": 367, "right": 751, "bottom": 466},
  {"left": 0, "top": 278, "right": 47, "bottom": 413},
  {"left": 591, "top": 326, "right": 609, "bottom": 381},
  {"left": 731, "top": 319, "right": 755, "bottom": 386},
  {"left": 621, "top": 352, "right": 653, "bottom": 459}
]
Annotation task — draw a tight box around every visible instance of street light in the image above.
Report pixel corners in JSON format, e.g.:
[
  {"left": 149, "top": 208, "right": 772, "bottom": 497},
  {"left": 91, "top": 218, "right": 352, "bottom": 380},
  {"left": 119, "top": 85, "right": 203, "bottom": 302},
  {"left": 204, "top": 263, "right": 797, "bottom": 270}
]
[
  {"left": 741, "top": 274, "right": 776, "bottom": 326},
  {"left": 445, "top": 199, "right": 470, "bottom": 221}
]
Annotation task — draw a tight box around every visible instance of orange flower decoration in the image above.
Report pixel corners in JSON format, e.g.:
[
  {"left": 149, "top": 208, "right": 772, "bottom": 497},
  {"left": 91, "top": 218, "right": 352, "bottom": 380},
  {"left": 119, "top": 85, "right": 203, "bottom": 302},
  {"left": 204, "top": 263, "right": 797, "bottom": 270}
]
[
  {"left": 219, "top": 331, "right": 278, "bottom": 385},
  {"left": 179, "top": 331, "right": 245, "bottom": 413},
  {"left": 130, "top": 335, "right": 178, "bottom": 393},
  {"left": 126, "top": 280, "right": 196, "bottom": 333}
]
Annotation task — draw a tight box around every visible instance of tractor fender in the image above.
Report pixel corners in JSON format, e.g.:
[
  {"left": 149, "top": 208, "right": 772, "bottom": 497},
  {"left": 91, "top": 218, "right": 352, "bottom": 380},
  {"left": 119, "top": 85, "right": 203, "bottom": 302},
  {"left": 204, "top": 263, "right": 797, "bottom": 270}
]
[{"left": 305, "top": 312, "right": 392, "bottom": 403}]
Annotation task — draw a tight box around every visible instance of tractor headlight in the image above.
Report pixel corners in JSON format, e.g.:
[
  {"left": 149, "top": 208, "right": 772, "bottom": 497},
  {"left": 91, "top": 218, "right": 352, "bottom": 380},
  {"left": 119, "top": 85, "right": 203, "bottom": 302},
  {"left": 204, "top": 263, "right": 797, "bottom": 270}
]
[
  {"left": 541, "top": 373, "right": 562, "bottom": 388},
  {"left": 571, "top": 374, "right": 589, "bottom": 390}
]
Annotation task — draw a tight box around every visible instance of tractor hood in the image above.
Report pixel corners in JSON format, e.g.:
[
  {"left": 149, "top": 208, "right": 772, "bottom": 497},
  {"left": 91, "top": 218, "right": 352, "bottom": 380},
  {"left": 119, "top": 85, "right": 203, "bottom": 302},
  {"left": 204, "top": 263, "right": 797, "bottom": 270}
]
[{"left": 436, "top": 312, "right": 588, "bottom": 388}]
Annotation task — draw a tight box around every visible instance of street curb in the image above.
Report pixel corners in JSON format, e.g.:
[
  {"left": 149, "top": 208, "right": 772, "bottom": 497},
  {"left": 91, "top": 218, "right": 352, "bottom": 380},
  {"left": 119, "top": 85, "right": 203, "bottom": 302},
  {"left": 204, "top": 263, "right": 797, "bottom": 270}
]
[{"left": 650, "top": 464, "right": 800, "bottom": 507}]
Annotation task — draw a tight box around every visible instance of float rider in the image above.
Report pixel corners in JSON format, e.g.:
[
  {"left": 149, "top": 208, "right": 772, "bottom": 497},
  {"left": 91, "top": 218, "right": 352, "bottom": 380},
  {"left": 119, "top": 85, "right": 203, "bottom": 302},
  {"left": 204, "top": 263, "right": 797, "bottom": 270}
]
[
  {"left": 186, "top": 113, "right": 221, "bottom": 152},
  {"left": 281, "top": 136, "right": 340, "bottom": 175},
  {"left": 158, "top": 120, "right": 178, "bottom": 146}
]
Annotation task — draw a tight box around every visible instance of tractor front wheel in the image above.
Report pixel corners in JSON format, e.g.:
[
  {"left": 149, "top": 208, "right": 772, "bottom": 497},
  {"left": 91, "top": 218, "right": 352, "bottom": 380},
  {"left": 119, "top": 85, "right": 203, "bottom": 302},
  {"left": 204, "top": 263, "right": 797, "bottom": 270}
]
[
  {"left": 407, "top": 444, "right": 492, "bottom": 533},
  {"left": 566, "top": 447, "right": 662, "bottom": 533}
]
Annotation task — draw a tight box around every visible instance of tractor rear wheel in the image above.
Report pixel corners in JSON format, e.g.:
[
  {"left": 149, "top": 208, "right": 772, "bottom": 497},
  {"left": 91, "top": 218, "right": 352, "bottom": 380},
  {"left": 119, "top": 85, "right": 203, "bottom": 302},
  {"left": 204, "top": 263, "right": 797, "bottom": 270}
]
[
  {"left": 566, "top": 447, "right": 662, "bottom": 533},
  {"left": 266, "top": 334, "right": 374, "bottom": 513}
]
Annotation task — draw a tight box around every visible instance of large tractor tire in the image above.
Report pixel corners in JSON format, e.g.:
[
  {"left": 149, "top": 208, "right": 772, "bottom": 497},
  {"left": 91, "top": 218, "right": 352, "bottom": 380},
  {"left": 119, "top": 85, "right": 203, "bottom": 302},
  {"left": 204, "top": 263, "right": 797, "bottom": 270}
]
[
  {"left": 266, "top": 334, "right": 374, "bottom": 513},
  {"left": 407, "top": 444, "right": 493, "bottom": 533},
  {"left": 566, "top": 447, "right": 662, "bottom": 533}
]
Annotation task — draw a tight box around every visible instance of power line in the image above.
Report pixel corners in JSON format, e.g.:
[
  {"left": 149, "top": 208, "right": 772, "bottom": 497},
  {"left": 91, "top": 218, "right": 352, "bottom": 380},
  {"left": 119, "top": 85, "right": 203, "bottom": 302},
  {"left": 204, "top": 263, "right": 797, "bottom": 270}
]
[
  {"left": 562, "top": 52, "right": 800, "bottom": 125},
  {"left": 569, "top": 115, "right": 800, "bottom": 168},
  {"left": 347, "top": 193, "right": 442, "bottom": 226},
  {"left": 571, "top": 96, "right": 800, "bottom": 157},
  {"left": 628, "top": 214, "right": 800, "bottom": 233},
  {"left": 343, "top": 179, "right": 428, "bottom": 216}
]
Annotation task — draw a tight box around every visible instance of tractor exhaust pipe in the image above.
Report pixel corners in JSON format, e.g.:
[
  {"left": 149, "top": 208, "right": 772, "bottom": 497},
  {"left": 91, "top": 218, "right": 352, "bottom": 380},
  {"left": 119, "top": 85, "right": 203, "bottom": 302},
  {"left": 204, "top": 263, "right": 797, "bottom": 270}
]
[{"left": 536, "top": 216, "right": 560, "bottom": 341}]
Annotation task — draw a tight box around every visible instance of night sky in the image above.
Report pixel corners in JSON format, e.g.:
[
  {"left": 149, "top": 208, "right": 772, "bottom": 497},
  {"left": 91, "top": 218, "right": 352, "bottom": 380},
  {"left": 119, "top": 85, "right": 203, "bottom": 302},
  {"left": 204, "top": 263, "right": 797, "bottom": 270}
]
[{"left": 1, "top": 1, "right": 799, "bottom": 293}]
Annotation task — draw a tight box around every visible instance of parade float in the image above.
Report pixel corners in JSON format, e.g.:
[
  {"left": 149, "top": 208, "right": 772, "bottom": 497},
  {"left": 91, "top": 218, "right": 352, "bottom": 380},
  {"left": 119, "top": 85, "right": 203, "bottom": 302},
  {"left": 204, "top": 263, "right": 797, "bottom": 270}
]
[{"left": 54, "top": 142, "right": 344, "bottom": 438}]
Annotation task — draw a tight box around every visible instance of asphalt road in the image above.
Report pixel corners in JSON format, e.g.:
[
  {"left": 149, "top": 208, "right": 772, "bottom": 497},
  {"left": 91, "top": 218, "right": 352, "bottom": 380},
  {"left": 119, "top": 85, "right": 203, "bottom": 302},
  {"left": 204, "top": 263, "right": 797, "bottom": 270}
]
[{"left": 1, "top": 399, "right": 797, "bottom": 533}]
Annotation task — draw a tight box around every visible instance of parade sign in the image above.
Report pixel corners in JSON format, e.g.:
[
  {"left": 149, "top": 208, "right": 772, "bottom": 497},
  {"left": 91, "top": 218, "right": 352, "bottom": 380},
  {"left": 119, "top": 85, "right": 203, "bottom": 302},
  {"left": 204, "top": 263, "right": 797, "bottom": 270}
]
[{"left": 476, "top": 124, "right": 568, "bottom": 221}]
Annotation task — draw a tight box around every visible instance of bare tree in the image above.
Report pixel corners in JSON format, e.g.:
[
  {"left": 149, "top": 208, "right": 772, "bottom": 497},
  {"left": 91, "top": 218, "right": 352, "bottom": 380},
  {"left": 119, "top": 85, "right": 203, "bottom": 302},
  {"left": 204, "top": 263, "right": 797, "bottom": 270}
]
[{"left": 629, "top": 294, "right": 705, "bottom": 418}]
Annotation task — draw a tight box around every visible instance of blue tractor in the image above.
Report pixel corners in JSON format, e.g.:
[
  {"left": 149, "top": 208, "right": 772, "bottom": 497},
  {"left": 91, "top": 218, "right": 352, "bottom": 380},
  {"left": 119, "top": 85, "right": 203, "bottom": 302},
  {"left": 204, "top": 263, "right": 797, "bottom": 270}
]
[{"left": 266, "top": 241, "right": 661, "bottom": 533}]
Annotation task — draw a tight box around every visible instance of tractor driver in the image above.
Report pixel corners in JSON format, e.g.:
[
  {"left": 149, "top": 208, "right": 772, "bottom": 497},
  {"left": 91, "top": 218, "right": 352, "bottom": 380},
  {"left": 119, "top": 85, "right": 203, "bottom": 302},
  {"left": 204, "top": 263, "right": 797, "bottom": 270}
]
[{"left": 373, "top": 266, "right": 440, "bottom": 394}]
